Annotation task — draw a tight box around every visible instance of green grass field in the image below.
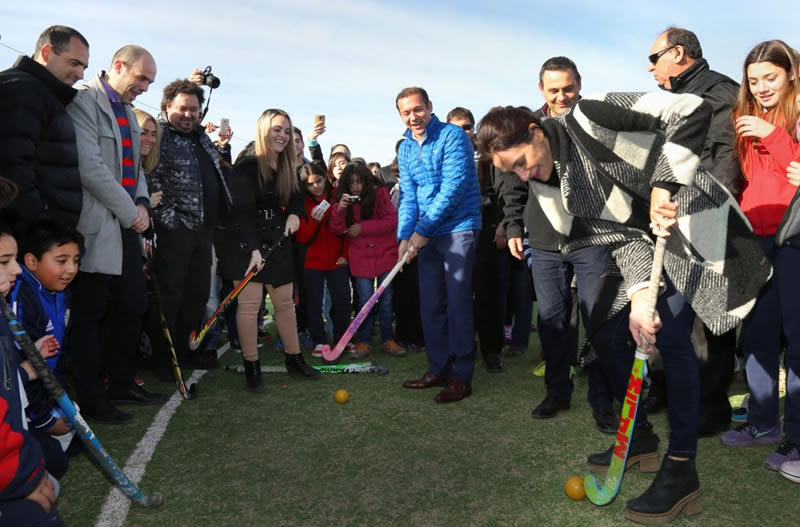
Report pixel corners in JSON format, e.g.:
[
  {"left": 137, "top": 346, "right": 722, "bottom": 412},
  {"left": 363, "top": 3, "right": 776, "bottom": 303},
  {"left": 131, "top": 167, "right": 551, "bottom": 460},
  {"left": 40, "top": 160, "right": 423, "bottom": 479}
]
[{"left": 55, "top": 326, "right": 797, "bottom": 526}]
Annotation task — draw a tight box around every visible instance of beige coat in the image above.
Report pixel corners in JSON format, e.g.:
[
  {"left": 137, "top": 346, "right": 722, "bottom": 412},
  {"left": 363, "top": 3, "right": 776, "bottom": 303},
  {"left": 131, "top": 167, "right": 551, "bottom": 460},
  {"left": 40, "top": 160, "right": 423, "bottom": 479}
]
[{"left": 67, "top": 74, "right": 148, "bottom": 275}]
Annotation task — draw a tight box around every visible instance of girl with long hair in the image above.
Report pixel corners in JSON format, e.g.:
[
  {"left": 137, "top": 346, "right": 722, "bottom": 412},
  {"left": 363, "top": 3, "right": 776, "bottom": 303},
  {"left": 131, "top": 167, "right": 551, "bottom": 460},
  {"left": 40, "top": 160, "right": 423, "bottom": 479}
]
[
  {"left": 720, "top": 41, "right": 800, "bottom": 472},
  {"left": 295, "top": 162, "right": 351, "bottom": 356},
  {"left": 216, "top": 109, "right": 317, "bottom": 392},
  {"left": 330, "top": 162, "right": 405, "bottom": 359},
  {"left": 327, "top": 151, "right": 350, "bottom": 186}
]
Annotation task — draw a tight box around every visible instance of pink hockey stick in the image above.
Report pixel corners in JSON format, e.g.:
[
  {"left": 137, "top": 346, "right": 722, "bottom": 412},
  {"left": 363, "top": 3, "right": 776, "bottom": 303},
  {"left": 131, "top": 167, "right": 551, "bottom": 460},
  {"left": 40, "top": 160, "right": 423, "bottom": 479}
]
[{"left": 321, "top": 251, "right": 410, "bottom": 361}]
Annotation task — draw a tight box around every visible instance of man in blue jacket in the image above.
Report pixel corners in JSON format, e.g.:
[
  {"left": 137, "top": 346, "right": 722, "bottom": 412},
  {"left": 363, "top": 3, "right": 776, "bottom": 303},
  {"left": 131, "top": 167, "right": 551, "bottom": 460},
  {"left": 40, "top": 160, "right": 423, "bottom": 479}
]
[{"left": 396, "top": 87, "right": 481, "bottom": 403}]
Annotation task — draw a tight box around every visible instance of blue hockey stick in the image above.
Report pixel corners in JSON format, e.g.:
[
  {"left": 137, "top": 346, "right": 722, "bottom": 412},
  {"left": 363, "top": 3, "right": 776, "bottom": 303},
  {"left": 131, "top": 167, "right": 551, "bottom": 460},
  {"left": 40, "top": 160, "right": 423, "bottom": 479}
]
[{"left": 1, "top": 296, "right": 163, "bottom": 508}]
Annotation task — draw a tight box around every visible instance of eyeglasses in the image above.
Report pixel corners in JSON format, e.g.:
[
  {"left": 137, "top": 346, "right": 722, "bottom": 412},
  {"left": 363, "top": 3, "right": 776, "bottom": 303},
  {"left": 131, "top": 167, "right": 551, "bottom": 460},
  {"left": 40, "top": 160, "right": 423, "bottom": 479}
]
[
  {"left": 648, "top": 45, "right": 677, "bottom": 65},
  {"left": 460, "top": 124, "right": 473, "bottom": 131}
]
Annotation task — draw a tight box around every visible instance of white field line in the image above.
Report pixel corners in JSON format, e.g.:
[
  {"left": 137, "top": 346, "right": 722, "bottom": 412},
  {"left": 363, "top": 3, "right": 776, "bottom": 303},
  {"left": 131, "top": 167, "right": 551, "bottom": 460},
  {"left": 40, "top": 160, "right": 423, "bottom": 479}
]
[{"left": 95, "top": 342, "right": 230, "bottom": 527}]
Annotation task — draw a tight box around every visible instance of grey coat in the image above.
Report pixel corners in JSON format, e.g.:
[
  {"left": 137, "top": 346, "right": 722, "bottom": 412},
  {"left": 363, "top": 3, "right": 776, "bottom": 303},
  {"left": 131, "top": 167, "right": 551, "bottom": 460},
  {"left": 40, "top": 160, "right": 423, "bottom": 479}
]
[{"left": 67, "top": 74, "right": 148, "bottom": 275}]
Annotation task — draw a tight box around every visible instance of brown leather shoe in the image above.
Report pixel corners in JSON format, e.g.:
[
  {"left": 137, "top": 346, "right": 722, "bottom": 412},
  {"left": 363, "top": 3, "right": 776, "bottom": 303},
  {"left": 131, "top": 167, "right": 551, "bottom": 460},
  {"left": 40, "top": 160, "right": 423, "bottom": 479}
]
[
  {"left": 434, "top": 378, "right": 472, "bottom": 403},
  {"left": 402, "top": 372, "right": 447, "bottom": 389}
]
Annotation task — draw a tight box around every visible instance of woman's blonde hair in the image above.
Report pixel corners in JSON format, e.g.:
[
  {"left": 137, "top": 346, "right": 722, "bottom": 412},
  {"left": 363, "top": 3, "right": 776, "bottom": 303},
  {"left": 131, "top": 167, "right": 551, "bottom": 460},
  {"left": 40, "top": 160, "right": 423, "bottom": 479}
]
[
  {"left": 132, "top": 108, "right": 161, "bottom": 173},
  {"left": 254, "top": 109, "right": 298, "bottom": 203}
]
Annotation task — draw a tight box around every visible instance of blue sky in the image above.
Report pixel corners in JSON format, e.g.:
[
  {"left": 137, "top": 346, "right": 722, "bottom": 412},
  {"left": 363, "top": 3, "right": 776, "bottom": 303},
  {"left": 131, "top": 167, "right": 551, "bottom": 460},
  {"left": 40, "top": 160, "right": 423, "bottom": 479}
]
[{"left": 1, "top": 1, "right": 797, "bottom": 164}]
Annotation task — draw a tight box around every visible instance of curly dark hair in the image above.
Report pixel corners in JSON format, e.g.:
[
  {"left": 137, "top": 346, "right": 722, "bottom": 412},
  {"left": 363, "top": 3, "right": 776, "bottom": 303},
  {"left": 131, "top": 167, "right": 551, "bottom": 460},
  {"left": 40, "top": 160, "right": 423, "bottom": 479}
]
[{"left": 160, "top": 79, "right": 205, "bottom": 112}]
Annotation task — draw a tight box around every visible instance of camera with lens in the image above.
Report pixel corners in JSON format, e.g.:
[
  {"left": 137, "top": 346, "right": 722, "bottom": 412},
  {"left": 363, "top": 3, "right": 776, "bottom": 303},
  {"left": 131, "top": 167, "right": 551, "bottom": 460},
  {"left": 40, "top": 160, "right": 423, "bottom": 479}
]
[
  {"left": 346, "top": 196, "right": 360, "bottom": 204},
  {"left": 200, "top": 66, "right": 221, "bottom": 89}
]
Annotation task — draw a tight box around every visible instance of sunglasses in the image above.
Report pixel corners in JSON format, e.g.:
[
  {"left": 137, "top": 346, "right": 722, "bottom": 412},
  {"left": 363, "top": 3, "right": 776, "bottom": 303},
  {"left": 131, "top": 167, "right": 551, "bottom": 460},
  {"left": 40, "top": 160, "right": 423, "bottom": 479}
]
[
  {"left": 460, "top": 123, "right": 473, "bottom": 131},
  {"left": 648, "top": 45, "right": 677, "bottom": 65}
]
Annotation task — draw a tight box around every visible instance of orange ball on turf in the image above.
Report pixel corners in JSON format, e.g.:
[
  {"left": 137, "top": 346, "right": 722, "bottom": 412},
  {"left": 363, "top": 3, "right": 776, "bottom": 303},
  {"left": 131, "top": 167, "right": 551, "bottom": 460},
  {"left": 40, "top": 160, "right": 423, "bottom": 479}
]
[
  {"left": 334, "top": 389, "right": 350, "bottom": 404},
  {"left": 565, "top": 476, "right": 586, "bottom": 501}
]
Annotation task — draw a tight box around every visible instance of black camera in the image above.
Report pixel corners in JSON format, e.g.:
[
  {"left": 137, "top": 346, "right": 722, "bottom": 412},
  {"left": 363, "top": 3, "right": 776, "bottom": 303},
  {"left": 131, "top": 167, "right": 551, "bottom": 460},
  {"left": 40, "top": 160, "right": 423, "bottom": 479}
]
[
  {"left": 347, "top": 196, "right": 360, "bottom": 203},
  {"left": 200, "top": 66, "right": 221, "bottom": 89}
]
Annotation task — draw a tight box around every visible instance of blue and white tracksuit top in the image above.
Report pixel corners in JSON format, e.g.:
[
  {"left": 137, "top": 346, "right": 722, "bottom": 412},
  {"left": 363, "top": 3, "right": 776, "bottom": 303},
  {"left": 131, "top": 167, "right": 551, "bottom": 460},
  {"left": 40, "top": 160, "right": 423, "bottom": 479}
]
[{"left": 397, "top": 114, "right": 481, "bottom": 240}]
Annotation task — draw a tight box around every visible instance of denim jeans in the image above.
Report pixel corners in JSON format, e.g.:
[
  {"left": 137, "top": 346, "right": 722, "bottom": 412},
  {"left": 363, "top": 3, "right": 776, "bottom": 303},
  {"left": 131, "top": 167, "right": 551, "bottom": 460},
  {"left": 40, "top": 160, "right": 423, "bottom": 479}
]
[
  {"left": 592, "top": 277, "right": 699, "bottom": 458},
  {"left": 743, "top": 236, "right": 800, "bottom": 443},
  {"left": 417, "top": 230, "right": 478, "bottom": 383},
  {"left": 354, "top": 273, "right": 393, "bottom": 343},
  {"left": 529, "top": 246, "right": 607, "bottom": 401}
]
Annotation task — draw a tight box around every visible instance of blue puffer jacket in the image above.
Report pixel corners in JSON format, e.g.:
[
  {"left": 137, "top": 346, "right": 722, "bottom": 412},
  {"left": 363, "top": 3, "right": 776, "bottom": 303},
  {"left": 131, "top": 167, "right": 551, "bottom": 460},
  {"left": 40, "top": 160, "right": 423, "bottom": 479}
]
[{"left": 397, "top": 114, "right": 481, "bottom": 240}]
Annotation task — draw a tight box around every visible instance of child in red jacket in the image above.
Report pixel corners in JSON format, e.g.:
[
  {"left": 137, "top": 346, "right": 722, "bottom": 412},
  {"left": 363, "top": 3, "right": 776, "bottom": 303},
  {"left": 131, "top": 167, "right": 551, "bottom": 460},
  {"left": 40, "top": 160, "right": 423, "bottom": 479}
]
[
  {"left": 295, "top": 162, "right": 351, "bottom": 357},
  {"left": 330, "top": 162, "right": 405, "bottom": 359}
]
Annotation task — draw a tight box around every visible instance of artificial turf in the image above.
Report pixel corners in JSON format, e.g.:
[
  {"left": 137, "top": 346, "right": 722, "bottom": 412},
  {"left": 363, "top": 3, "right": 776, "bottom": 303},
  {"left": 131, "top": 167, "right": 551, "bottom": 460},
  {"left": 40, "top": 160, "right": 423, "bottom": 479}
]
[{"left": 56, "top": 327, "right": 797, "bottom": 526}]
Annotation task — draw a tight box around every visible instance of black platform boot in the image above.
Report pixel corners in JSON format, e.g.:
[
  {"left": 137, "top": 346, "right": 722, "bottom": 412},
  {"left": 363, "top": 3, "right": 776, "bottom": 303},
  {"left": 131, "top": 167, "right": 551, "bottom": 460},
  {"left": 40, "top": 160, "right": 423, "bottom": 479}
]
[
  {"left": 587, "top": 422, "right": 660, "bottom": 474},
  {"left": 285, "top": 352, "right": 320, "bottom": 380},
  {"left": 243, "top": 359, "right": 265, "bottom": 393},
  {"left": 624, "top": 455, "right": 703, "bottom": 524}
]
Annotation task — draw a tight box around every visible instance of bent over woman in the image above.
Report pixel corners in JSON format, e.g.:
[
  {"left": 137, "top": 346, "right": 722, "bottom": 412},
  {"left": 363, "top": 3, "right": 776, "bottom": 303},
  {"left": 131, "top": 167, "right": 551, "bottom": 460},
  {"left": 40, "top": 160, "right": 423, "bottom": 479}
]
[{"left": 478, "top": 92, "right": 770, "bottom": 524}]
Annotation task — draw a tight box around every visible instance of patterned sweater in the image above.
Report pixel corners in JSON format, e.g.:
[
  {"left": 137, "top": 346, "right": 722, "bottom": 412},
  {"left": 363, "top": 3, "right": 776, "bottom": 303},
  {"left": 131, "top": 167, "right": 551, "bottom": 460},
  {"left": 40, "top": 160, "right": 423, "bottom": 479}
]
[{"left": 502, "top": 92, "right": 771, "bottom": 335}]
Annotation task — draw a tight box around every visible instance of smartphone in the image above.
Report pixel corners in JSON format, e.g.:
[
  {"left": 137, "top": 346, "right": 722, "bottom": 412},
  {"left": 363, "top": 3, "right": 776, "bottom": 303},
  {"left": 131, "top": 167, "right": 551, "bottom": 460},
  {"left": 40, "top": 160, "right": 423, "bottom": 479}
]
[
  {"left": 219, "top": 117, "right": 230, "bottom": 134},
  {"left": 315, "top": 114, "right": 325, "bottom": 126}
]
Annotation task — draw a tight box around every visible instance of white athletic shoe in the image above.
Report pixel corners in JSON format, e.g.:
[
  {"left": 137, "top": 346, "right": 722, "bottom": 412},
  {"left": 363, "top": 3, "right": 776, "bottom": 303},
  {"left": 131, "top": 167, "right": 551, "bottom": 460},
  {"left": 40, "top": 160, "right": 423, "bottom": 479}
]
[
  {"left": 311, "top": 344, "right": 324, "bottom": 358},
  {"left": 780, "top": 460, "right": 800, "bottom": 483}
]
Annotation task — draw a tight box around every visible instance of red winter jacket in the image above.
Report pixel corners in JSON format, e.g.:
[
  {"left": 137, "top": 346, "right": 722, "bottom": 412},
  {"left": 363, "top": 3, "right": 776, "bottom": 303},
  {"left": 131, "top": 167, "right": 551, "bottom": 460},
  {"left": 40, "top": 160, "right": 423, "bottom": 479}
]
[
  {"left": 296, "top": 191, "right": 347, "bottom": 271},
  {"left": 738, "top": 126, "right": 800, "bottom": 236},
  {"left": 330, "top": 187, "right": 398, "bottom": 278}
]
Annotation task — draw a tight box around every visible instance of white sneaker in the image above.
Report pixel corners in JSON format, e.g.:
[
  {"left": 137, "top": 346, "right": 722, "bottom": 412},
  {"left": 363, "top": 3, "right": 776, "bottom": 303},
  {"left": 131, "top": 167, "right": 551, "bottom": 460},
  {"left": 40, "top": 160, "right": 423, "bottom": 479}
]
[
  {"left": 311, "top": 344, "right": 324, "bottom": 358},
  {"left": 780, "top": 460, "right": 800, "bottom": 483}
]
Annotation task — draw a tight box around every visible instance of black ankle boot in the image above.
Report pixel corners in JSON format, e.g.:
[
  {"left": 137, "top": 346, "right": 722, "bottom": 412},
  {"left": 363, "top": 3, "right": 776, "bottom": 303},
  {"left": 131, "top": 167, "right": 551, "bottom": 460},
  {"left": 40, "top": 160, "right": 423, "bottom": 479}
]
[
  {"left": 243, "top": 359, "right": 265, "bottom": 393},
  {"left": 587, "top": 423, "right": 660, "bottom": 474},
  {"left": 624, "top": 455, "right": 703, "bottom": 524},
  {"left": 285, "top": 352, "right": 320, "bottom": 380}
]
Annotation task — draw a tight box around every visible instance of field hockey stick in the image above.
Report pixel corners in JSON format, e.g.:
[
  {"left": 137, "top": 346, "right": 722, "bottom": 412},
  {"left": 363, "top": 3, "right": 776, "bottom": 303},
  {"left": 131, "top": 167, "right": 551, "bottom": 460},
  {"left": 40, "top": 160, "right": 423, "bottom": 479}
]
[
  {"left": 321, "top": 251, "right": 410, "bottom": 361},
  {"left": 225, "top": 362, "right": 389, "bottom": 375},
  {"left": 146, "top": 245, "right": 198, "bottom": 400},
  {"left": 0, "top": 296, "right": 163, "bottom": 508},
  {"left": 189, "top": 234, "right": 287, "bottom": 351},
  {"left": 585, "top": 235, "right": 667, "bottom": 506}
]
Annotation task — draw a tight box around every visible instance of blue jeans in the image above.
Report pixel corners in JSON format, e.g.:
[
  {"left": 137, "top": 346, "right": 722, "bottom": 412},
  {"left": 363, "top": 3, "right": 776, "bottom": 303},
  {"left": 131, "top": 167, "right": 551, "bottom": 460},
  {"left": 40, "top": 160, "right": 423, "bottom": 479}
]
[
  {"left": 743, "top": 236, "right": 800, "bottom": 443},
  {"left": 355, "top": 273, "right": 393, "bottom": 343},
  {"left": 592, "top": 277, "right": 699, "bottom": 458},
  {"left": 530, "top": 246, "right": 607, "bottom": 401},
  {"left": 417, "top": 230, "right": 478, "bottom": 383}
]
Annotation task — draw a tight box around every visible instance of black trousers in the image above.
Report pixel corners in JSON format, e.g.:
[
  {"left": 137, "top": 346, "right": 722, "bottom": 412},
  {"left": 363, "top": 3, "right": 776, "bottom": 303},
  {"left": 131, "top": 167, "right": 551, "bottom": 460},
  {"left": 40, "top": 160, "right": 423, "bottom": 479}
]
[
  {"left": 70, "top": 228, "right": 147, "bottom": 410},
  {"left": 150, "top": 225, "right": 213, "bottom": 365},
  {"left": 699, "top": 327, "right": 737, "bottom": 419},
  {"left": 473, "top": 226, "right": 507, "bottom": 357},
  {"left": 392, "top": 257, "right": 425, "bottom": 346}
]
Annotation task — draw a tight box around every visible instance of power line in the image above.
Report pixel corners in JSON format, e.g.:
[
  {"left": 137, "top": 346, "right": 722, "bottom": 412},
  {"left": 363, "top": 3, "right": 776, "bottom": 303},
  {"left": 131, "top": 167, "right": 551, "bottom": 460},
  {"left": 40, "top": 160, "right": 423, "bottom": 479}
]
[
  {"left": 0, "top": 34, "right": 26, "bottom": 55},
  {"left": 1, "top": 33, "right": 248, "bottom": 143}
]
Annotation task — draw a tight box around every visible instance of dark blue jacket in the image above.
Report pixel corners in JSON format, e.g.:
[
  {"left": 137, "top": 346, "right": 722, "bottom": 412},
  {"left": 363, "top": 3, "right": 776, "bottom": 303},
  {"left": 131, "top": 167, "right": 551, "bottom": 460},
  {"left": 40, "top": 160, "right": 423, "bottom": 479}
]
[
  {"left": 10, "top": 268, "right": 71, "bottom": 431},
  {"left": 0, "top": 315, "right": 47, "bottom": 502}
]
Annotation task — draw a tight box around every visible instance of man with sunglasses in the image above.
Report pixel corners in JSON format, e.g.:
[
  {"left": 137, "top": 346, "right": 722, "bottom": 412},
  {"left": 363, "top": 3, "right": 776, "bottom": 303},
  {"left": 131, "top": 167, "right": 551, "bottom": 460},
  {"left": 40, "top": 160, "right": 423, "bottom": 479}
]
[{"left": 647, "top": 26, "right": 742, "bottom": 438}]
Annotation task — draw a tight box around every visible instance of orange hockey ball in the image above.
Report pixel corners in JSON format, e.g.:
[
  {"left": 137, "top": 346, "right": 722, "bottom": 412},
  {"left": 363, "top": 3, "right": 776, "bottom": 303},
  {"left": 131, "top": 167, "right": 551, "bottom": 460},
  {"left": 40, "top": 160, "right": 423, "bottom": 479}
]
[
  {"left": 565, "top": 476, "right": 586, "bottom": 501},
  {"left": 334, "top": 389, "right": 350, "bottom": 404}
]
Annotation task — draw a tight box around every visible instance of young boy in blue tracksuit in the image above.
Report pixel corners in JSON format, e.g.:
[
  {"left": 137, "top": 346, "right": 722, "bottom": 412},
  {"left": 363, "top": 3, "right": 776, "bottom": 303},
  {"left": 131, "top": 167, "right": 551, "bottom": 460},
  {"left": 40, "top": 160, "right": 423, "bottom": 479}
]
[{"left": 11, "top": 219, "right": 83, "bottom": 479}]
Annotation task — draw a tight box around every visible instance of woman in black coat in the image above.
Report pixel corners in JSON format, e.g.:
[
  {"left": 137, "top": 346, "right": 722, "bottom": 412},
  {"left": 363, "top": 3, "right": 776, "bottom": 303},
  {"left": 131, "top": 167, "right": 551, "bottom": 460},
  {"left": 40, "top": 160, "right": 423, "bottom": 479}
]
[{"left": 216, "top": 109, "right": 317, "bottom": 391}]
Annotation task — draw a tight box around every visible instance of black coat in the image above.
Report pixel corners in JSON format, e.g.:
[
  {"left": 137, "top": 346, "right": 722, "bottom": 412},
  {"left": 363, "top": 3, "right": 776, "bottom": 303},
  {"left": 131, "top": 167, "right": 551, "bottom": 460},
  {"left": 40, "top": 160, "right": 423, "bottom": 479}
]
[
  {"left": 215, "top": 150, "right": 304, "bottom": 286},
  {"left": 667, "top": 59, "right": 743, "bottom": 197},
  {"left": 0, "top": 56, "right": 82, "bottom": 232}
]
